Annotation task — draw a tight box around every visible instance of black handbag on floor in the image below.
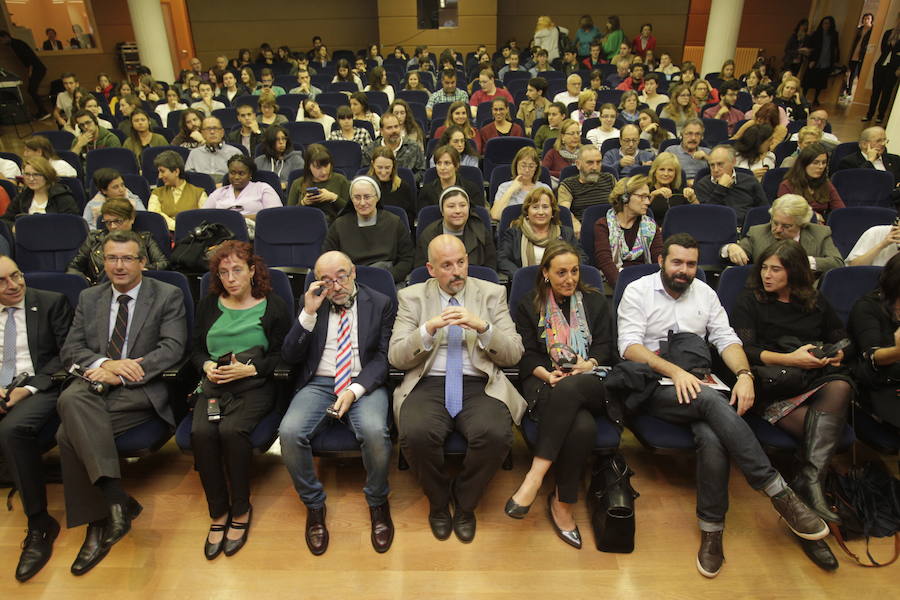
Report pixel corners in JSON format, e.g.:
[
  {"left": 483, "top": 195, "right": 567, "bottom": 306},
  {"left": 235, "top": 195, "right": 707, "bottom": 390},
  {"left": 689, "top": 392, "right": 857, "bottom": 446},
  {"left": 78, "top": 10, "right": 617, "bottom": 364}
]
[
  {"left": 825, "top": 460, "right": 900, "bottom": 567},
  {"left": 588, "top": 452, "right": 639, "bottom": 553}
]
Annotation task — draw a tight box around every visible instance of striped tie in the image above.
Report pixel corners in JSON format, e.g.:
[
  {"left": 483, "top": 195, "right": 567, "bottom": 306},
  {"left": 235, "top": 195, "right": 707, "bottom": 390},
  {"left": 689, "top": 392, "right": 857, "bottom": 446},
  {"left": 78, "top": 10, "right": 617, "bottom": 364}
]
[
  {"left": 334, "top": 309, "right": 351, "bottom": 396},
  {"left": 107, "top": 295, "right": 130, "bottom": 360},
  {"left": 0, "top": 307, "right": 16, "bottom": 388}
]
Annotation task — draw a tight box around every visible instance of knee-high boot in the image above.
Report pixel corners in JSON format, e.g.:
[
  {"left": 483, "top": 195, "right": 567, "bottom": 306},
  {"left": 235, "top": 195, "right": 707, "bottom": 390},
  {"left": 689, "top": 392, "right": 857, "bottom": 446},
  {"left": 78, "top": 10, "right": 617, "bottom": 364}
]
[{"left": 792, "top": 409, "right": 844, "bottom": 523}]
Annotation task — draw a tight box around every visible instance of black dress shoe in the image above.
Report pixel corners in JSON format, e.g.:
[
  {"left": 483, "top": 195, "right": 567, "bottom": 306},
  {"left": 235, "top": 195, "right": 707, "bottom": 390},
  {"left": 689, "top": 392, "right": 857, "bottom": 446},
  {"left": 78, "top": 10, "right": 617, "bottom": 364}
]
[
  {"left": 204, "top": 521, "right": 228, "bottom": 560},
  {"left": 71, "top": 522, "right": 109, "bottom": 576},
  {"left": 428, "top": 506, "right": 452, "bottom": 541},
  {"left": 547, "top": 493, "right": 581, "bottom": 549},
  {"left": 453, "top": 509, "right": 476, "bottom": 543},
  {"left": 504, "top": 497, "right": 532, "bottom": 519},
  {"left": 223, "top": 507, "right": 252, "bottom": 557},
  {"left": 305, "top": 505, "right": 329, "bottom": 555},
  {"left": 799, "top": 537, "right": 839, "bottom": 571},
  {"left": 102, "top": 496, "right": 143, "bottom": 547},
  {"left": 369, "top": 502, "right": 394, "bottom": 553},
  {"left": 15, "top": 518, "right": 60, "bottom": 582}
]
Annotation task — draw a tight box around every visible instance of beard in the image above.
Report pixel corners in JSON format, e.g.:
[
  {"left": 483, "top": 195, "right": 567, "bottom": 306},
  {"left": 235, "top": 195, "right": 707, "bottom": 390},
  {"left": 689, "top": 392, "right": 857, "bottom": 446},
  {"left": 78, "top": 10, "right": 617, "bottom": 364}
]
[
  {"left": 582, "top": 172, "right": 600, "bottom": 183},
  {"left": 661, "top": 268, "right": 694, "bottom": 294}
]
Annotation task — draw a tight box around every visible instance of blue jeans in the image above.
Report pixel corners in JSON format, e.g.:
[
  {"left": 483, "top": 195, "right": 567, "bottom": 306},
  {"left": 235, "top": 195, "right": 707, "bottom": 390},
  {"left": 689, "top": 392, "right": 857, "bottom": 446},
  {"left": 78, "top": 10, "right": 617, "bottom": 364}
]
[
  {"left": 645, "top": 385, "right": 781, "bottom": 528},
  {"left": 279, "top": 376, "right": 391, "bottom": 509}
]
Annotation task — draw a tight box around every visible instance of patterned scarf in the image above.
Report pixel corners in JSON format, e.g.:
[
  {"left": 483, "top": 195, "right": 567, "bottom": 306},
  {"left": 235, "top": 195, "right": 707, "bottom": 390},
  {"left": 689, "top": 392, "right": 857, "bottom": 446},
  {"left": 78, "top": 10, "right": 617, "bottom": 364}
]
[
  {"left": 539, "top": 290, "right": 591, "bottom": 364},
  {"left": 606, "top": 208, "right": 657, "bottom": 268}
]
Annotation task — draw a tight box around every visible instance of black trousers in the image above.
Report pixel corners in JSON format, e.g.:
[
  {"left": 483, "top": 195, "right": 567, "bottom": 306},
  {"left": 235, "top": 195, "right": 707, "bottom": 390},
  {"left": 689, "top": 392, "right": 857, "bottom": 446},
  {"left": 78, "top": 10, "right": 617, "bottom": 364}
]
[
  {"left": 26, "top": 64, "right": 47, "bottom": 116},
  {"left": 0, "top": 390, "right": 58, "bottom": 517},
  {"left": 525, "top": 373, "right": 607, "bottom": 503},
  {"left": 56, "top": 380, "right": 157, "bottom": 527},
  {"left": 868, "top": 64, "right": 898, "bottom": 119},
  {"left": 399, "top": 376, "right": 512, "bottom": 513},
  {"left": 191, "top": 381, "right": 274, "bottom": 519}
]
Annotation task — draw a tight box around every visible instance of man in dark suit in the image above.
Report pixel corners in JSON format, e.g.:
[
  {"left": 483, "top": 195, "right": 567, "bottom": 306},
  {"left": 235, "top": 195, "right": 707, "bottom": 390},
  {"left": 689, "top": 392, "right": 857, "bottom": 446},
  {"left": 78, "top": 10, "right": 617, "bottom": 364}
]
[
  {"left": 56, "top": 230, "right": 186, "bottom": 576},
  {"left": 0, "top": 256, "right": 72, "bottom": 581},
  {"left": 279, "top": 251, "right": 395, "bottom": 555},
  {"left": 389, "top": 235, "right": 525, "bottom": 543},
  {"left": 694, "top": 145, "right": 769, "bottom": 226},
  {"left": 835, "top": 126, "right": 900, "bottom": 185}
]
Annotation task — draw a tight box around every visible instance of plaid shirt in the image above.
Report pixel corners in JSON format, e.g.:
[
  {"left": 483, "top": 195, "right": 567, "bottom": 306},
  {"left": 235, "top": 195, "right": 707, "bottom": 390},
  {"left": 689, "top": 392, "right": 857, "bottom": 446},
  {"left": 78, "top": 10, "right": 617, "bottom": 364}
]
[
  {"left": 328, "top": 127, "right": 373, "bottom": 149},
  {"left": 426, "top": 87, "right": 469, "bottom": 109}
]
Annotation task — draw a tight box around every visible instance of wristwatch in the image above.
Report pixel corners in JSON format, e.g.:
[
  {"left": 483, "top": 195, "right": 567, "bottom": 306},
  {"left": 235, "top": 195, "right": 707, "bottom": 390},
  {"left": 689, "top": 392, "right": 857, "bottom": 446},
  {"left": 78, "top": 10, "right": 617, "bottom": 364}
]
[{"left": 735, "top": 368, "right": 754, "bottom": 380}]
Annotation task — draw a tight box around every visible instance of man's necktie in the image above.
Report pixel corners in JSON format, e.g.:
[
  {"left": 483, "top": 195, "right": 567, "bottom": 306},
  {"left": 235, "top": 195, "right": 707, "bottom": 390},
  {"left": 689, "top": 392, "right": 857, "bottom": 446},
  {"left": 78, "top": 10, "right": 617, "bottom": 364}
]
[
  {"left": 107, "top": 296, "right": 130, "bottom": 360},
  {"left": 334, "top": 309, "right": 351, "bottom": 396},
  {"left": 444, "top": 297, "right": 463, "bottom": 418},
  {"left": 0, "top": 307, "right": 17, "bottom": 387}
]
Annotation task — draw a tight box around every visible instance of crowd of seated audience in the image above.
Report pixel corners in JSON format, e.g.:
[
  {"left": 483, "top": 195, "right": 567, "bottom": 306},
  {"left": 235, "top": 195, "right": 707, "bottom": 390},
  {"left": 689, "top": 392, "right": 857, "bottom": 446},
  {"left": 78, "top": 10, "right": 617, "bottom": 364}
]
[{"left": 4, "top": 25, "right": 900, "bottom": 584}]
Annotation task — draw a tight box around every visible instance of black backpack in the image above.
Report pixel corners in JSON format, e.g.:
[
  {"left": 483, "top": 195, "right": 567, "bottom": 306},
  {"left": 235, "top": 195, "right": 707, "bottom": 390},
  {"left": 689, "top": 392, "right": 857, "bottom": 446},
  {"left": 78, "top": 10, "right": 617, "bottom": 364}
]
[
  {"left": 557, "top": 27, "right": 575, "bottom": 57},
  {"left": 169, "top": 221, "right": 235, "bottom": 272}
]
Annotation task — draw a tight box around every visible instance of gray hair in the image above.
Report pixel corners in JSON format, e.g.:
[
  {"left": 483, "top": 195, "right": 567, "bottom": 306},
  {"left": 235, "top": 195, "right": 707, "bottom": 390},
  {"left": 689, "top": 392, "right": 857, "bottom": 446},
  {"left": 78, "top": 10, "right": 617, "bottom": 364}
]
[{"left": 770, "top": 194, "right": 813, "bottom": 227}]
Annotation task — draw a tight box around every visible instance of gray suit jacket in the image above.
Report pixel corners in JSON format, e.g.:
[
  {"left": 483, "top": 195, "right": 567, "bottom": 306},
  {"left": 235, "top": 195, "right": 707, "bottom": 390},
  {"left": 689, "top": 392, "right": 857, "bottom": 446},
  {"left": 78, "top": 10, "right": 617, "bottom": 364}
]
[
  {"left": 61, "top": 276, "right": 187, "bottom": 425},
  {"left": 735, "top": 223, "right": 844, "bottom": 273},
  {"left": 388, "top": 277, "right": 526, "bottom": 424}
]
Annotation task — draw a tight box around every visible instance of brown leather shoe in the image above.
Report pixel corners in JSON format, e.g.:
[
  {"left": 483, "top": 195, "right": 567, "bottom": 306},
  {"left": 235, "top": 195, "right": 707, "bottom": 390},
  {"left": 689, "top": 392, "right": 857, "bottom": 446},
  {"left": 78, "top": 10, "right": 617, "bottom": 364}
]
[
  {"left": 771, "top": 487, "right": 829, "bottom": 540},
  {"left": 305, "top": 505, "right": 329, "bottom": 556},
  {"left": 696, "top": 530, "right": 724, "bottom": 578},
  {"left": 369, "top": 502, "right": 394, "bottom": 553}
]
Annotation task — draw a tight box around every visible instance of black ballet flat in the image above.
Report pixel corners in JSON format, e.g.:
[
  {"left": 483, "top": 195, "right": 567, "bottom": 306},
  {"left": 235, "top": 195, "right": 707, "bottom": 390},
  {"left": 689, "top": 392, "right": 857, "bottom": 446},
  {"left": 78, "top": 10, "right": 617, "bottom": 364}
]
[{"left": 223, "top": 507, "right": 252, "bottom": 557}]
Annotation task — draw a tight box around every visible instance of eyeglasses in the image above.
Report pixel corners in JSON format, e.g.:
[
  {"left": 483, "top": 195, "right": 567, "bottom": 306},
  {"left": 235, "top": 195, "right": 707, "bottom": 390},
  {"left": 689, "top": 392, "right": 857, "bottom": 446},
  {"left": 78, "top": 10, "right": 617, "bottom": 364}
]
[
  {"left": 630, "top": 193, "right": 651, "bottom": 201},
  {"left": 319, "top": 273, "right": 351, "bottom": 288},
  {"left": 104, "top": 255, "right": 141, "bottom": 265},
  {"left": 0, "top": 271, "right": 24, "bottom": 291},
  {"left": 22, "top": 171, "right": 44, "bottom": 179},
  {"left": 771, "top": 220, "right": 799, "bottom": 231},
  {"left": 102, "top": 218, "right": 125, "bottom": 227},
  {"left": 351, "top": 194, "right": 376, "bottom": 202},
  {"left": 217, "top": 267, "right": 246, "bottom": 280}
]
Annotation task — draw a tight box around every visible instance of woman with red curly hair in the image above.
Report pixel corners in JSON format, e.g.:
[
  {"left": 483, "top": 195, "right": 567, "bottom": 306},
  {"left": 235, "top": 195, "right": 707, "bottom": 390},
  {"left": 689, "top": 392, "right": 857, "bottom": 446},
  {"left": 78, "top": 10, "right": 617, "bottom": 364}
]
[{"left": 190, "top": 240, "right": 292, "bottom": 560}]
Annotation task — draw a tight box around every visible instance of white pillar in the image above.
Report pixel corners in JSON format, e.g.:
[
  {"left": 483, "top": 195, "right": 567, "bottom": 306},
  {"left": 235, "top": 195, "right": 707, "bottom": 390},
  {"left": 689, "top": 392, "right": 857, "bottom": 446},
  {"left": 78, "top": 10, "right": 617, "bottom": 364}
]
[
  {"left": 700, "top": 0, "right": 745, "bottom": 77},
  {"left": 884, "top": 82, "right": 900, "bottom": 151},
  {"left": 125, "top": 0, "right": 175, "bottom": 83}
]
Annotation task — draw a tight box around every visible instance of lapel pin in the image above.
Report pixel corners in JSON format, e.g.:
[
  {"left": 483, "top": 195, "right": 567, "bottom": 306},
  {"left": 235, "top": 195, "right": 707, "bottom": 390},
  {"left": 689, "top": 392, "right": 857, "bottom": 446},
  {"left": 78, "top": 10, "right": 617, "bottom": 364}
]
[{"left": 30, "top": 306, "right": 37, "bottom": 311}]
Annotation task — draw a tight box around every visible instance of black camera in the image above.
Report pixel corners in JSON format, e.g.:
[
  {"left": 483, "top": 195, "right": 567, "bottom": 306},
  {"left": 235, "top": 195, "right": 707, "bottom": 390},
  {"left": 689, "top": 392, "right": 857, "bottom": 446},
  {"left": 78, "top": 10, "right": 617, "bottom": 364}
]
[
  {"left": 0, "top": 372, "right": 29, "bottom": 412},
  {"left": 68, "top": 364, "right": 107, "bottom": 395}
]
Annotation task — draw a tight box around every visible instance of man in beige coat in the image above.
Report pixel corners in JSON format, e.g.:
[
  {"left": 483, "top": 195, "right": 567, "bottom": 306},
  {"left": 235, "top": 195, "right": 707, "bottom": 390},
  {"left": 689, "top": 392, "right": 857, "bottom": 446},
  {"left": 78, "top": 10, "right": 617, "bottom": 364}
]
[{"left": 389, "top": 235, "right": 524, "bottom": 544}]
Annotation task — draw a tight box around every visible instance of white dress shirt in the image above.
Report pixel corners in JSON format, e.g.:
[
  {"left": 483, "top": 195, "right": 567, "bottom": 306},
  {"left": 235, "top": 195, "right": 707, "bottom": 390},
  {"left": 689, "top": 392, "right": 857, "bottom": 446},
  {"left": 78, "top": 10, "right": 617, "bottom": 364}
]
[
  {"left": 89, "top": 281, "right": 142, "bottom": 369},
  {"left": 419, "top": 286, "right": 493, "bottom": 378},
  {"left": 300, "top": 301, "right": 366, "bottom": 400},
  {"left": 617, "top": 272, "right": 741, "bottom": 358},
  {"left": 0, "top": 301, "right": 37, "bottom": 393}
]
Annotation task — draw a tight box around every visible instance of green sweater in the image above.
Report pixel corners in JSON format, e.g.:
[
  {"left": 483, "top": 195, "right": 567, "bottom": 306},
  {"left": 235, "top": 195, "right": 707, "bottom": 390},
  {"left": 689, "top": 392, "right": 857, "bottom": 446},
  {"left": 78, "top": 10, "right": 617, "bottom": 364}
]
[{"left": 286, "top": 172, "right": 349, "bottom": 223}]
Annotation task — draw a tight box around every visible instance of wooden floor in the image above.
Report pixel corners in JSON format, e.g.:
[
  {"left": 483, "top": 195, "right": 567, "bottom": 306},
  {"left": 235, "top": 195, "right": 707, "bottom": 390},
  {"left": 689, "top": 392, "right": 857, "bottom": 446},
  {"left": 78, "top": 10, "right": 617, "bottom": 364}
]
[{"left": 1, "top": 90, "right": 898, "bottom": 598}]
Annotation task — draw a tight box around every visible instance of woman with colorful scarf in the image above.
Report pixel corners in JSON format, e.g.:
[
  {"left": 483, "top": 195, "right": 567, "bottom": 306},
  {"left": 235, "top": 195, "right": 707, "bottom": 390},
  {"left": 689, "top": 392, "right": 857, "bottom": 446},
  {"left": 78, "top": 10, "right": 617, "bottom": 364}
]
[
  {"left": 497, "top": 187, "right": 584, "bottom": 279},
  {"left": 593, "top": 174, "right": 663, "bottom": 286},
  {"left": 504, "top": 240, "right": 615, "bottom": 549}
]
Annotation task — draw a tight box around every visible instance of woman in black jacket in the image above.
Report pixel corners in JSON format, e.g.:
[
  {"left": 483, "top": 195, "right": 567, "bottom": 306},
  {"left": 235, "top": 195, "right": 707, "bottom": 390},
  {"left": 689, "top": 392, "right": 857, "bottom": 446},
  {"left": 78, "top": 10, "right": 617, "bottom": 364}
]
[
  {"left": 1, "top": 156, "right": 78, "bottom": 230},
  {"left": 190, "top": 241, "right": 291, "bottom": 559},
  {"left": 417, "top": 145, "right": 485, "bottom": 210},
  {"left": 731, "top": 239, "right": 853, "bottom": 569},
  {"left": 367, "top": 145, "right": 415, "bottom": 225},
  {"left": 865, "top": 15, "right": 900, "bottom": 122},
  {"left": 413, "top": 187, "right": 496, "bottom": 270},
  {"left": 802, "top": 16, "right": 840, "bottom": 105},
  {"left": 66, "top": 198, "right": 168, "bottom": 284},
  {"left": 497, "top": 187, "right": 583, "bottom": 279},
  {"left": 322, "top": 175, "right": 414, "bottom": 283},
  {"left": 504, "top": 240, "right": 614, "bottom": 549},
  {"left": 849, "top": 253, "right": 900, "bottom": 431}
]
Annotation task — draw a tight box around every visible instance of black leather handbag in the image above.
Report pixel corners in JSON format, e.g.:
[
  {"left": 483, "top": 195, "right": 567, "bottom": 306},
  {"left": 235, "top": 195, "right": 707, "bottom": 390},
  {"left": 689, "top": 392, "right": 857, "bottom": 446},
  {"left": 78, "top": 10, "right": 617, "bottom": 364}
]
[{"left": 588, "top": 452, "right": 640, "bottom": 553}]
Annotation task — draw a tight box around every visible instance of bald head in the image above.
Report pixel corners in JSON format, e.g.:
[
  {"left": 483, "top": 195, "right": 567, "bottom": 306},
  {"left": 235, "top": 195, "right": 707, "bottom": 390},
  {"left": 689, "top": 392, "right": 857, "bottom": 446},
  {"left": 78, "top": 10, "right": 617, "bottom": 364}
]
[
  {"left": 426, "top": 234, "right": 468, "bottom": 294},
  {"left": 314, "top": 251, "right": 355, "bottom": 306},
  {"left": 315, "top": 250, "right": 353, "bottom": 278}
]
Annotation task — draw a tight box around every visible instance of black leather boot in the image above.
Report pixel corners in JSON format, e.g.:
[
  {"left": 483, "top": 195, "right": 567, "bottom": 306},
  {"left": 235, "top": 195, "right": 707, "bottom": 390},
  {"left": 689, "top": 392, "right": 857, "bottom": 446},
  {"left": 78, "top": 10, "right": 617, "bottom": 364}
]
[{"left": 792, "top": 409, "right": 843, "bottom": 523}]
